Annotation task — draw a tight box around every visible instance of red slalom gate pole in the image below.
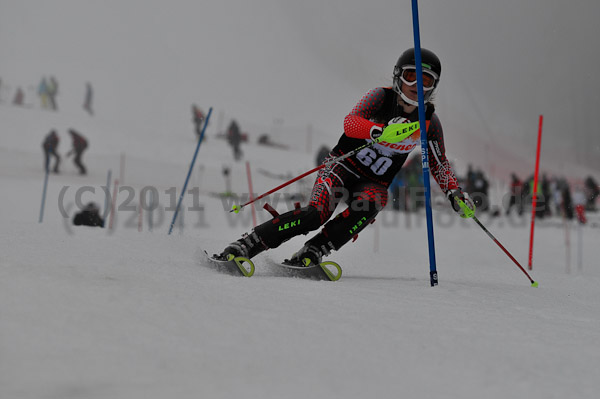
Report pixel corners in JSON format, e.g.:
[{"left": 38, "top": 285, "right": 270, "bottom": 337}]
[
  {"left": 245, "top": 161, "right": 257, "bottom": 227},
  {"left": 528, "top": 115, "right": 543, "bottom": 270}
]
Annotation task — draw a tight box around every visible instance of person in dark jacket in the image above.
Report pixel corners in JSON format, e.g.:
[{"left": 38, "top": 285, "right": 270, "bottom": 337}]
[
  {"left": 42, "top": 130, "right": 60, "bottom": 173},
  {"left": 584, "top": 176, "right": 599, "bottom": 211},
  {"left": 73, "top": 202, "right": 104, "bottom": 227},
  {"left": 227, "top": 120, "right": 243, "bottom": 160},
  {"left": 67, "top": 129, "right": 88, "bottom": 175},
  {"left": 506, "top": 173, "right": 523, "bottom": 216}
]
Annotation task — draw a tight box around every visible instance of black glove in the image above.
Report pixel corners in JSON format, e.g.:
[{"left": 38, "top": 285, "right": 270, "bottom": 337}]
[{"left": 447, "top": 188, "right": 476, "bottom": 218}]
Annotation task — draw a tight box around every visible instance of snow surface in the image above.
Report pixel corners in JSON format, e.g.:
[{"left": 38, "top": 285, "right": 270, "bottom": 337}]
[
  {"left": 1, "top": 102, "right": 600, "bottom": 399},
  {"left": 2, "top": 1, "right": 600, "bottom": 396}
]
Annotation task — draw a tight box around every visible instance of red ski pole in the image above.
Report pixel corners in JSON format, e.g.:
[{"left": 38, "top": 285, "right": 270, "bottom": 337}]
[
  {"left": 230, "top": 140, "right": 376, "bottom": 213},
  {"left": 457, "top": 199, "right": 538, "bottom": 287},
  {"left": 473, "top": 215, "right": 538, "bottom": 287}
]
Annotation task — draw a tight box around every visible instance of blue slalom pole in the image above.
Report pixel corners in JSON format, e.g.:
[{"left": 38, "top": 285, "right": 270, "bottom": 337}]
[
  {"left": 411, "top": 0, "right": 438, "bottom": 286},
  {"left": 39, "top": 158, "right": 50, "bottom": 223},
  {"left": 168, "top": 107, "right": 213, "bottom": 235}
]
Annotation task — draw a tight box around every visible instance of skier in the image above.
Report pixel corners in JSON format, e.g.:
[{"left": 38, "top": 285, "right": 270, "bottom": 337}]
[
  {"left": 66, "top": 129, "right": 88, "bottom": 175},
  {"left": 213, "top": 48, "right": 476, "bottom": 267},
  {"left": 42, "top": 130, "right": 60, "bottom": 173}
]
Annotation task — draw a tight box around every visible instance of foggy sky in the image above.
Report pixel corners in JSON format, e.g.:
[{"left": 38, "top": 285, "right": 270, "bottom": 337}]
[{"left": 1, "top": 0, "right": 599, "bottom": 177}]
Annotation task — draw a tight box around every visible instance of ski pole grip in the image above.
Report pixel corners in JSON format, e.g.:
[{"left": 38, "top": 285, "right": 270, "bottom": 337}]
[{"left": 456, "top": 198, "right": 475, "bottom": 219}]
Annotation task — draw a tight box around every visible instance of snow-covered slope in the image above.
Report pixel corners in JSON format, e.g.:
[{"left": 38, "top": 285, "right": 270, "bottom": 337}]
[
  {"left": 2, "top": 1, "right": 600, "bottom": 397},
  {"left": 1, "top": 100, "right": 600, "bottom": 399}
]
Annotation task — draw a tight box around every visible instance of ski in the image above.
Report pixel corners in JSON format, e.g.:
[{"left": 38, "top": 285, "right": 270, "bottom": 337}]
[
  {"left": 275, "top": 259, "right": 343, "bottom": 281},
  {"left": 204, "top": 251, "right": 255, "bottom": 277},
  {"left": 203, "top": 251, "right": 342, "bottom": 281}
]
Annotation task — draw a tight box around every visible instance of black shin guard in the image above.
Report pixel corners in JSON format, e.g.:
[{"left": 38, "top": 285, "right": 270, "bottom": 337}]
[
  {"left": 253, "top": 206, "right": 322, "bottom": 249},
  {"left": 308, "top": 207, "right": 378, "bottom": 252}
]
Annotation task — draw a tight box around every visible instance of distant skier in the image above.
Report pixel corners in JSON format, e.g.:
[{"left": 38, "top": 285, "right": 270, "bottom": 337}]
[
  {"left": 212, "top": 48, "right": 476, "bottom": 268},
  {"left": 83, "top": 82, "right": 94, "bottom": 116},
  {"left": 192, "top": 104, "right": 205, "bottom": 139},
  {"left": 47, "top": 76, "right": 59, "bottom": 111},
  {"left": 42, "top": 130, "right": 60, "bottom": 173},
  {"left": 66, "top": 129, "right": 88, "bottom": 175},
  {"left": 227, "top": 120, "right": 243, "bottom": 161},
  {"left": 38, "top": 77, "right": 50, "bottom": 109},
  {"left": 73, "top": 202, "right": 104, "bottom": 227}
]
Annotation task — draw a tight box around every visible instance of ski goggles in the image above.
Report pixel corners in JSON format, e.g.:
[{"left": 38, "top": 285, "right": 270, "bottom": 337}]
[{"left": 399, "top": 66, "right": 438, "bottom": 90}]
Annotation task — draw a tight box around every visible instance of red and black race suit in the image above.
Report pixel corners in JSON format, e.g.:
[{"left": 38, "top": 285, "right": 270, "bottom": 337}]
[
  {"left": 331, "top": 87, "right": 458, "bottom": 193},
  {"left": 251, "top": 87, "right": 460, "bottom": 254}
]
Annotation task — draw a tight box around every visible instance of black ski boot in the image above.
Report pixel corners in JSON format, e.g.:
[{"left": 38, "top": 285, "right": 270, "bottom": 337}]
[
  {"left": 215, "top": 231, "right": 267, "bottom": 261},
  {"left": 282, "top": 242, "right": 342, "bottom": 281},
  {"left": 284, "top": 244, "right": 329, "bottom": 267}
]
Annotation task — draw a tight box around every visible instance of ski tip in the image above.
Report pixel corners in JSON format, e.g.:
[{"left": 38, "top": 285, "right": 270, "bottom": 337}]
[
  {"left": 531, "top": 281, "right": 539, "bottom": 287},
  {"left": 319, "top": 261, "right": 343, "bottom": 281}
]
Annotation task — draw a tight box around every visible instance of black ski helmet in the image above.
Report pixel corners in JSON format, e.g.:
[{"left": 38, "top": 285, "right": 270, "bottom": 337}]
[{"left": 393, "top": 48, "right": 441, "bottom": 106}]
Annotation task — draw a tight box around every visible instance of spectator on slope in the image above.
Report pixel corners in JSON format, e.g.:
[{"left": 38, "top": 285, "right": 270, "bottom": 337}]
[
  {"left": 227, "top": 119, "right": 243, "bottom": 161},
  {"left": 47, "top": 76, "right": 59, "bottom": 111},
  {"left": 66, "top": 129, "right": 88, "bottom": 175},
  {"left": 84, "top": 82, "right": 94, "bottom": 116},
  {"left": 584, "top": 176, "right": 599, "bottom": 211},
  {"left": 42, "top": 130, "right": 60, "bottom": 173},
  {"left": 38, "top": 77, "right": 50, "bottom": 109},
  {"left": 73, "top": 202, "right": 104, "bottom": 227},
  {"left": 573, "top": 185, "right": 587, "bottom": 224},
  {"left": 192, "top": 104, "right": 205, "bottom": 139},
  {"left": 541, "top": 174, "right": 552, "bottom": 217},
  {"left": 560, "top": 179, "right": 574, "bottom": 220},
  {"left": 472, "top": 169, "right": 489, "bottom": 212},
  {"left": 13, "top": 87, "right": 25, "bottom": 106},
  {"left": 212, "top": 48, "right": 476, "bottom": 268},
  {"left": 506, "top": 173, "right": 523, "bottom": 216}
]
